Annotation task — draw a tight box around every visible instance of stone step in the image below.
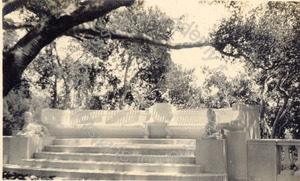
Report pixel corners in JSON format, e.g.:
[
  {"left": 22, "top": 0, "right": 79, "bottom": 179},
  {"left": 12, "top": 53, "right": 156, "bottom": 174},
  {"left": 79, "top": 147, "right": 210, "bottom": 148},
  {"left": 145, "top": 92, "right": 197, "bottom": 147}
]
[
  {"left": 44, "top": 145, "right": 195, "bottom": 156},
  {"left": 50, "top": 143, "right": 195, "bottom": 149},
  {"left": 22, "top": 159, "right": 204, "bottom": 174},
  {"left": 34, "top": 152, "right": 196, "bottom": 164},
  {"left": 53, "top": 138, "right": 196, "bottom": 145},
  {"left": 4, "top": 165, "right": 228, "bottom": 181}
]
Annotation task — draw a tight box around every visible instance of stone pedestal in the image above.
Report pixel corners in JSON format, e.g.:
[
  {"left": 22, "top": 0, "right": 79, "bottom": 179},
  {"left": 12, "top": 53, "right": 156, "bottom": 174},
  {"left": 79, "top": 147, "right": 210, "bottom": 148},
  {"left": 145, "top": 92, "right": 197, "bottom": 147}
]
[
  {"left": 247, "top": 140, "right": 278, "bottom": 181},
  {"left": 226, "top": 131, "right": 248, "bottom": 181},
  {"left": 3, "top": 136, "right": 12, "bottom": 164},
  {"left": 9, "top": 136, "right": 55, "bottom": 164},
  {"left": 147, "top": 123, "right": 168, "bottom": 138},
  {"left": 147, "top": 103, "right": 175, "bottom": 138},
  {"left": 195, "top": 139, "right": 227, "bottom": 173}
]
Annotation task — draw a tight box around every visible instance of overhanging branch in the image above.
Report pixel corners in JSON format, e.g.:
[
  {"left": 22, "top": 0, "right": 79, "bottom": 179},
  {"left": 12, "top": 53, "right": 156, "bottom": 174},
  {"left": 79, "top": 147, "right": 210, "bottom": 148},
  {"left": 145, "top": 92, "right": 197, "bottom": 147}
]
[{"left": 66, "top": 24, "right": 212, "bottom": 50}]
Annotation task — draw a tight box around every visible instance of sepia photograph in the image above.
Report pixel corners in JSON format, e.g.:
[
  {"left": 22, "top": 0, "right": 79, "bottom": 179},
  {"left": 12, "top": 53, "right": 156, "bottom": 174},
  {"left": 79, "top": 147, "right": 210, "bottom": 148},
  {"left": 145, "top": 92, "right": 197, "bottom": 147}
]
[{"left": 2, "top": 0, "right": 300, "bottom": 180}]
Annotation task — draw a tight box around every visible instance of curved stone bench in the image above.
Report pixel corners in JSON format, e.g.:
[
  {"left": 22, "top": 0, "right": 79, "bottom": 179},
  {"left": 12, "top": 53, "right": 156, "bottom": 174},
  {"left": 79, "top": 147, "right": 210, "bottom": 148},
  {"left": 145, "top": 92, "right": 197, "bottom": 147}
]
[
  {"left": 41, "top": 109, "right": 149, "bottom": 138},
  {"left": 93, "top": 110, "right": 149, "bottom": 138},
  {"left": 166, "top": 109, "right": 210, "bottom": 139},
  {"left": 40, "top": 103, "right": 260, "bottom": 139}
]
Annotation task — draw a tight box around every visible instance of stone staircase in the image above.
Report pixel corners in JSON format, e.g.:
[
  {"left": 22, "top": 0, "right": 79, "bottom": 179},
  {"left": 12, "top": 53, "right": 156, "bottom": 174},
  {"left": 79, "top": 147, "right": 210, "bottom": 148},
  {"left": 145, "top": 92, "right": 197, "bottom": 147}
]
[{"left": 4, "top": 138, "right": 228, "bottom": 180}]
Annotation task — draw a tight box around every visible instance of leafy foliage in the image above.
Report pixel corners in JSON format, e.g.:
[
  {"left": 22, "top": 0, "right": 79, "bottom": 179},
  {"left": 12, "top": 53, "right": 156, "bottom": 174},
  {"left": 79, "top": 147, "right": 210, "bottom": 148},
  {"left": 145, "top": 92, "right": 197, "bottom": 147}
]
[
  {"left": 81, "top": 1, "right": 175, "bottom": 110},
  {"left": 211, "top": 1, "right": 300, "bottom": 138},
  {"left": 165, "top": 64, "right": 203, "bottom": 109},
  {"left": 3, "top": 81, "right": 49, "bottom": 135},
  {"left": 200, "top": 66, "right": 258, "bottom": 108}
]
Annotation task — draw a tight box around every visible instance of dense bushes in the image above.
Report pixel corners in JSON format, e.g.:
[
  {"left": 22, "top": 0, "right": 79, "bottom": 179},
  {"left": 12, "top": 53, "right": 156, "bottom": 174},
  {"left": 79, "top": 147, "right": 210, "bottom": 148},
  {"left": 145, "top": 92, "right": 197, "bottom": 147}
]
[
  {"left": 3, "top": 81, "right": 49, "bottom": 135},
  {"left": 3, "top": 171, "right": 55, "bottom": 180}
]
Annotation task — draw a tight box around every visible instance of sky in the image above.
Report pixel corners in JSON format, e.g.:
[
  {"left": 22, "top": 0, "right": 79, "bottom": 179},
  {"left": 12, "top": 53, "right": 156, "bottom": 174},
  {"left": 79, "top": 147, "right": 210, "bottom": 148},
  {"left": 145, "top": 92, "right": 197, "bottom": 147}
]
[{"left": 144, "top": 0, "right": 246, "bottom": 85}]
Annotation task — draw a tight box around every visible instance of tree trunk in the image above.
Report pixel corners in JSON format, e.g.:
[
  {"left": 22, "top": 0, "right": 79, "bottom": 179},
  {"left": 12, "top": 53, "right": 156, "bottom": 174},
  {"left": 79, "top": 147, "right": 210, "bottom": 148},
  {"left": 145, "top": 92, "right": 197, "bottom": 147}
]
[
  {"left": 52, "top": 75, "right": 58, "bottom": 108},
  {"left": 260, "top": 99, "right": 266, "bottom": 137},
  {"left": 63, "top": 82, "right": 71, "bottom": 110},
  {"left": 119, "top": 55, "right": 133, "bottom": 110},
  {"left": 271, "top": 96, "right": 289, "bottom": 138},
  {"left": 259, "top": 73, "right": 272, "bottom": 138},
  {"left": 3, "top": 0, "right": 134, "bottom": 96}
]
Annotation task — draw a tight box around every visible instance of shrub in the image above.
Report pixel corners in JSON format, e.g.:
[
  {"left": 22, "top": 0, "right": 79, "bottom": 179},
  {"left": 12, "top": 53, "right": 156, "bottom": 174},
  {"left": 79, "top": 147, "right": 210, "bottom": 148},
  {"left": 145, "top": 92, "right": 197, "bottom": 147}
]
[{"left": 3, "top": 81, "right": 49, "bottom": 135}]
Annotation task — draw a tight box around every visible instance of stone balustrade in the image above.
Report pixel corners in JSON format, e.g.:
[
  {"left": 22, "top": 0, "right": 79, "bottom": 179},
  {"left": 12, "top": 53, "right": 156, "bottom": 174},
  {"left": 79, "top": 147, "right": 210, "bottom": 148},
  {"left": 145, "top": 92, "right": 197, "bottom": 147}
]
[
  {"left": 247, "top": 139, "right": 300, "bottom": 181},
  {"left": 277, "top": 140, "right": 300, "bottom": 176}
]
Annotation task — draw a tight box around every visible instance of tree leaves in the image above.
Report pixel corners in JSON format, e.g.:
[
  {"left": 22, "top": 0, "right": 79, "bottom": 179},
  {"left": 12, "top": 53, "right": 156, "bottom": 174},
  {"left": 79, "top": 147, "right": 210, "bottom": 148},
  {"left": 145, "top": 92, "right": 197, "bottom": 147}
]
[{"left": 212, "top": 1, "right": 300, "bottom": 138}]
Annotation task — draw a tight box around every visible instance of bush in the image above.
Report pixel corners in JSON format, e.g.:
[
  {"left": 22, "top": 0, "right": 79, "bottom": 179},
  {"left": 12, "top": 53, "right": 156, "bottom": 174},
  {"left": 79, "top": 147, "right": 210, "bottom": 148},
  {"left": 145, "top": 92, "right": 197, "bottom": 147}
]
[
  {"left": 3, "top": 171, "right": 55, "bottom": 180},
  {"left": 3, "top": 81, "right": 49, "bottom": 135}
]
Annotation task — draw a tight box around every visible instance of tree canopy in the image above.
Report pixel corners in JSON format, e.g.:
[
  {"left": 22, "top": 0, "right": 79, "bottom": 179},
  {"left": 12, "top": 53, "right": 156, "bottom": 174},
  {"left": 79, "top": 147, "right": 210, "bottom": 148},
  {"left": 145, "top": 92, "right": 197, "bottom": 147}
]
[
  {"left": 2, "top": 0, "right": 300, "bottom": 138},
  {"left": 211, "top": 1, "right": 300, "bottom": 138}
]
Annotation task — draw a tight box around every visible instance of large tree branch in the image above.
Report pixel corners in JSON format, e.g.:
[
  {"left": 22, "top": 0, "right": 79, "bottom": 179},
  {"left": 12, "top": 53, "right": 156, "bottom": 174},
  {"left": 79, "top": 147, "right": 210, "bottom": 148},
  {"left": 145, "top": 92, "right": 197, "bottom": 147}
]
[
  {"left": 276, "top": 73, "right": 290, "bottom": 97},
  {"left": 3, "top": 0, "right": 135, "bottom": 96},
  {"left": 66, "top": 23, "right": 212, "bottom": 49},
  {"left": 110, "top": 30, "right": 211, "bottom": 50}
]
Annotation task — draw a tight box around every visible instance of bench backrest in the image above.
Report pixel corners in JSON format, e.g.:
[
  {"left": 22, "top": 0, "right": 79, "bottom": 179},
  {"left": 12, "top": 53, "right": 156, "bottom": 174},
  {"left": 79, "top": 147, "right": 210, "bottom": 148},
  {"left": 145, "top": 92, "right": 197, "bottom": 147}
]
[
  {"left": 105, "top": 110, "right": 146, "bottom": 125},
  {"left": 169, "top": 109, "right": 210, "bottom": 125}
]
